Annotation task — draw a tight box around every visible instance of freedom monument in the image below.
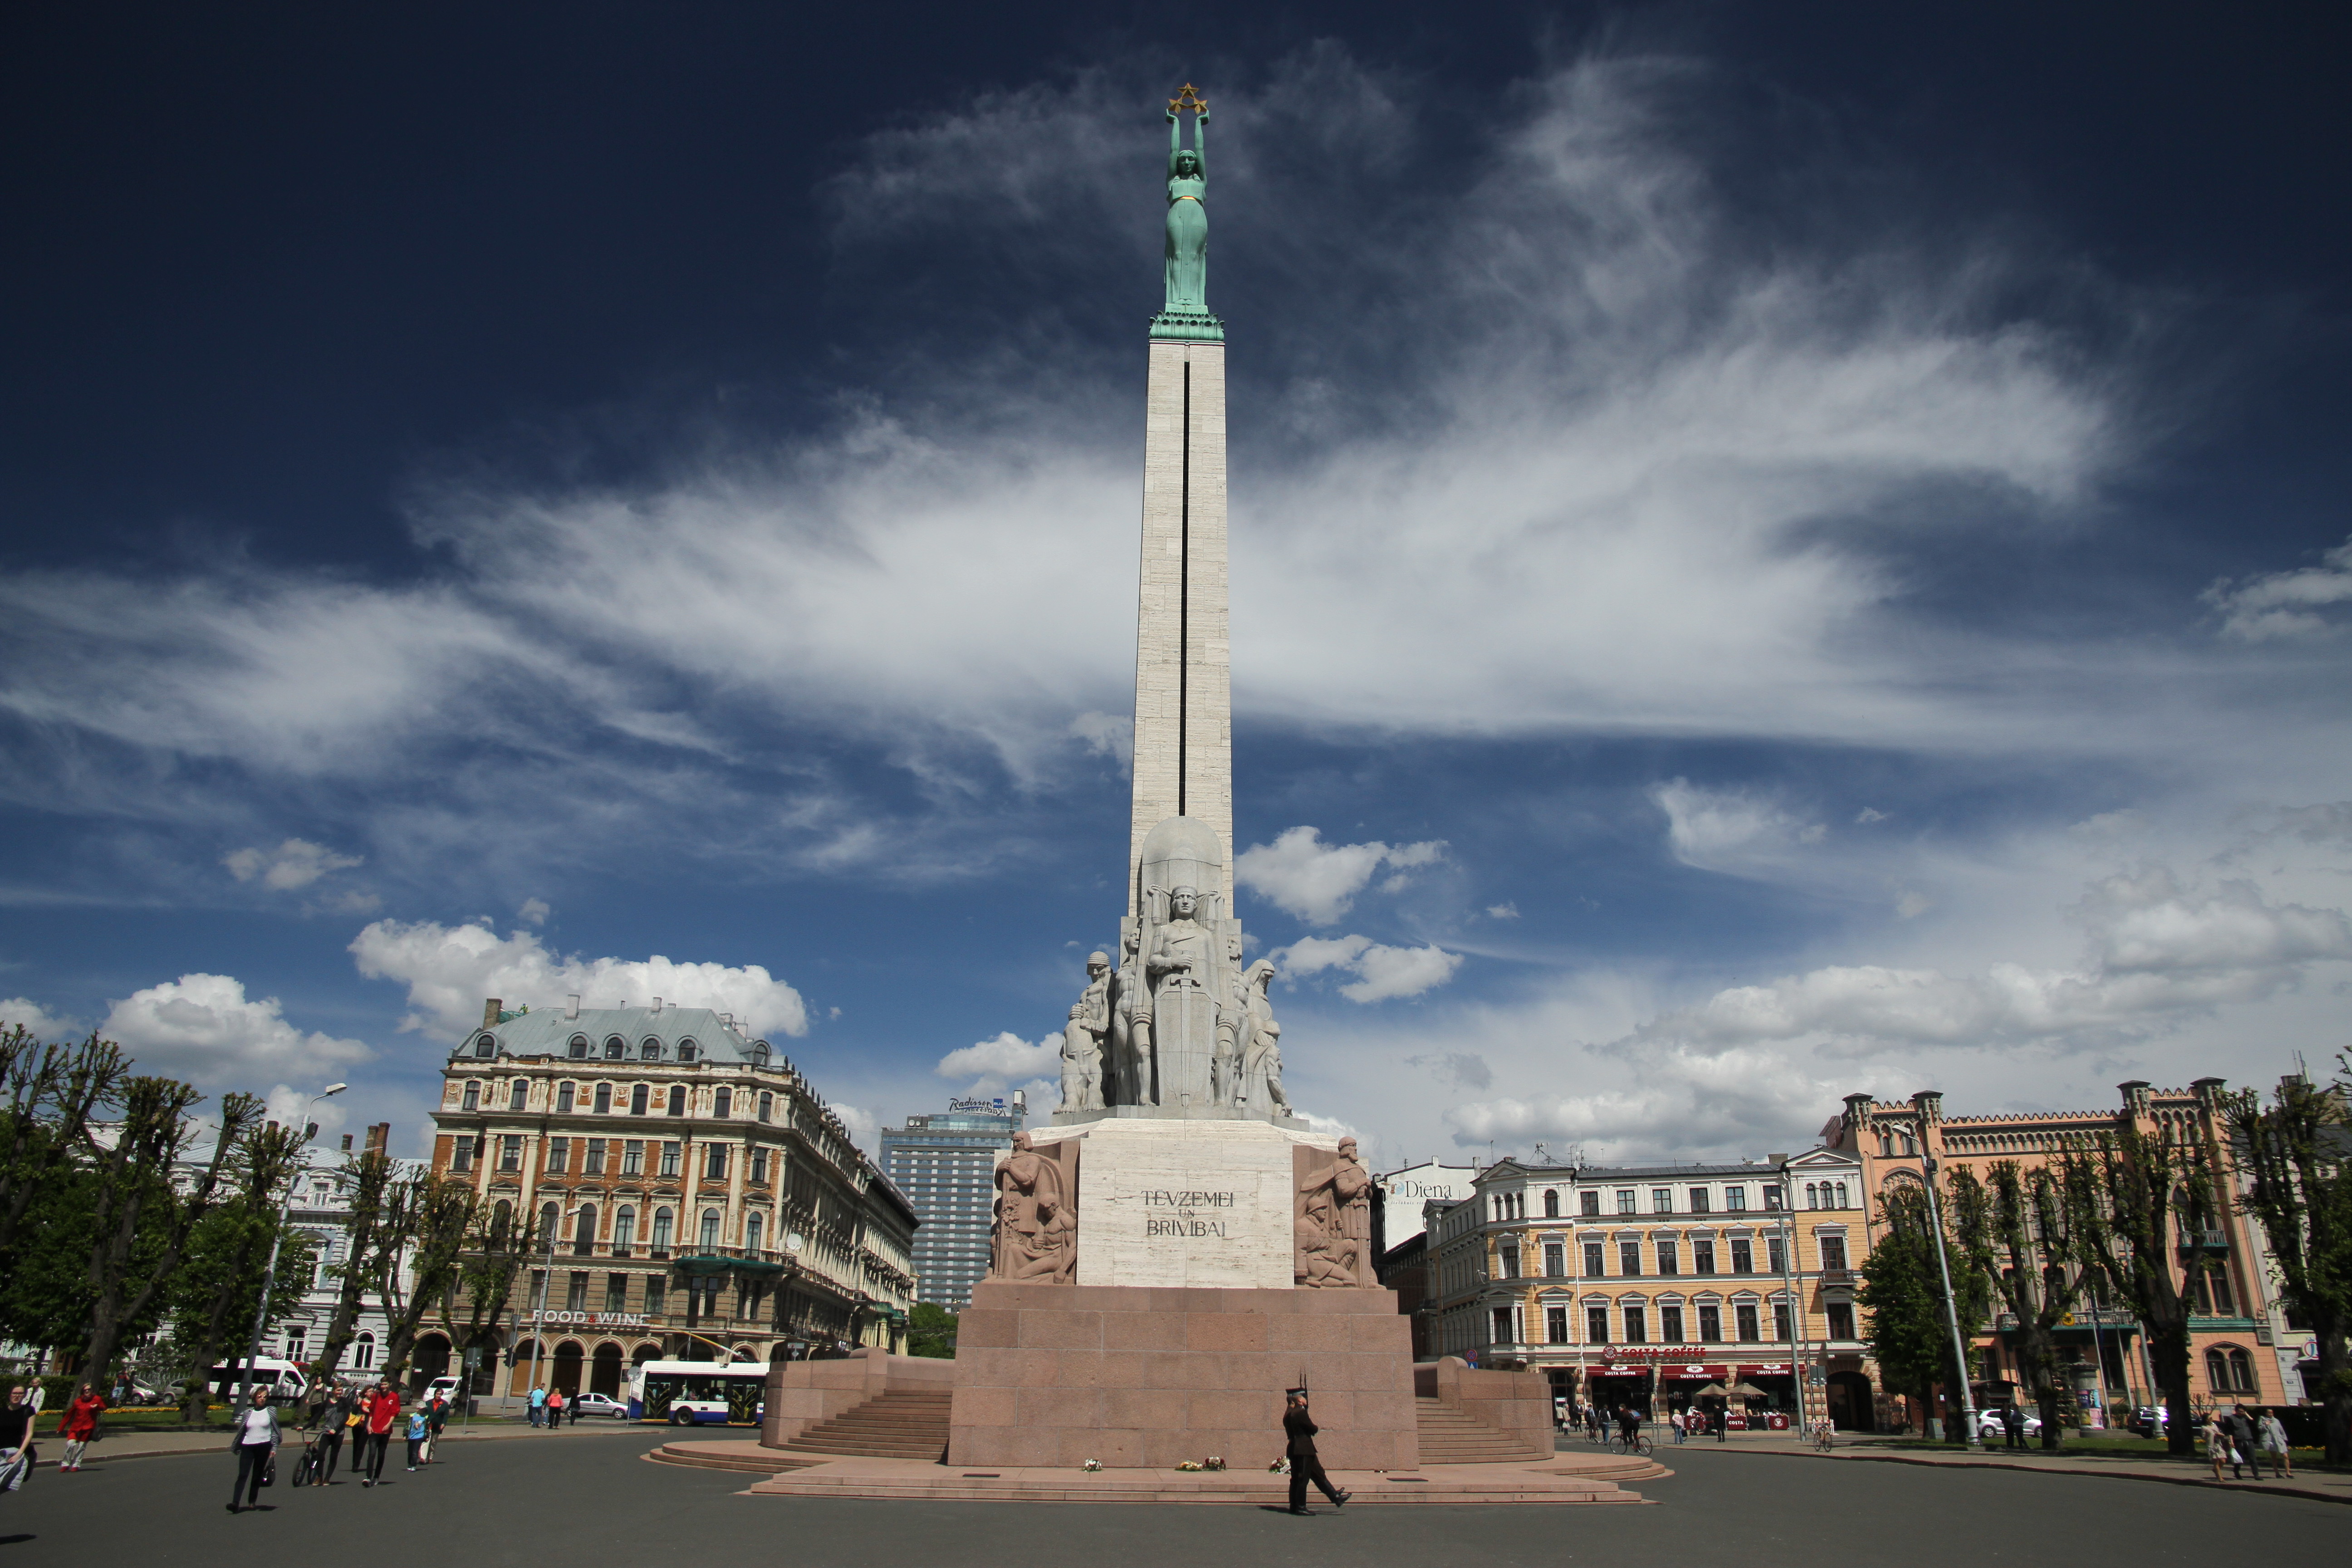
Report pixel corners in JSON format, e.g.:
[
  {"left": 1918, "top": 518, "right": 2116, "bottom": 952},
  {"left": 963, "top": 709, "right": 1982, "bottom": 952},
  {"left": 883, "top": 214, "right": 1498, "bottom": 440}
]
[{"left": 745, "top": 93, "right": 1616, "bottom": 1494}]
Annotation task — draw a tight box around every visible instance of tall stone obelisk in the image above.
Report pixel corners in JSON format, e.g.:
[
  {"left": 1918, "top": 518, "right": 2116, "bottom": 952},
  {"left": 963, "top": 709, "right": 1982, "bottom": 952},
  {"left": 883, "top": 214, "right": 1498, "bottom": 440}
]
[{"left": 1128, "top": 87, "right": 1230, "bottom": 916}]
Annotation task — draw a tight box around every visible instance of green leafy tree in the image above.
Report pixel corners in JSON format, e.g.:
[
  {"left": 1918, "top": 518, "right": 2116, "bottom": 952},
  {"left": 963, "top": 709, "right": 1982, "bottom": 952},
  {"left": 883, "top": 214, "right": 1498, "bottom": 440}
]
[
  {"left": 371, "top": 1171, "right": 480, "bottom": 1382},
  {"left": 311, "top": 1145, "right": 395, "bottom": 1385},
  {"left": 0, "top": 1024, "right": 127, "bottom": 1260},
  {"left": 1860, "top": 1180, "right": 1984, "bottom": 1440},
  {"left": 907, "top": 1302, "right": 958, "bottom": 1359},
  {"left": 2058, "top": 1126, "right": 2215, "bottom": 1457},
  {"left": 2228, "top": 1067, "right": 2352, "bottom": 1465},
  {"left": 163, "top": 1119, "right": 312, "bottom": 1419},
  {"left": 1947, "top": 1161, "right": 2085, "bottom": 1450}
]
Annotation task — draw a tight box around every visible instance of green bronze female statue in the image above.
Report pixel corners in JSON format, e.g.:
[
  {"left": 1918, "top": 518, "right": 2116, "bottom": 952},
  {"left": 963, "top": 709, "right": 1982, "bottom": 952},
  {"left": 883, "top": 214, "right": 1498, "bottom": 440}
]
[{"left": 1163, "top": 93, "right": 1209, "bottom": 314}]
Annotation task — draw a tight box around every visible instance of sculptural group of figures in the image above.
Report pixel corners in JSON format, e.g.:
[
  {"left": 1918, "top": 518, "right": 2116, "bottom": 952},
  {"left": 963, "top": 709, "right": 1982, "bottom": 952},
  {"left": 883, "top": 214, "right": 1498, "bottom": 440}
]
[
  {"left": 1057, "top": 887, "right": 1290, "bottom": 1119},
  {"left": 989, "top": 1131, "right": 1076, "bottom": 1284}
]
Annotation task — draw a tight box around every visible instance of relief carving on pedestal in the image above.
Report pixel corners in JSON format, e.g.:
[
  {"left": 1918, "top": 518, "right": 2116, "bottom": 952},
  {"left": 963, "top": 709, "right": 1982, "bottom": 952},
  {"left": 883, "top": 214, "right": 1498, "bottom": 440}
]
[
  {"left": 1294, "top": 1137, "right": 1377, "bottom": 1289},
  {"left": 989, "top": 1132, "right": 1078, "bottom": 1284}
]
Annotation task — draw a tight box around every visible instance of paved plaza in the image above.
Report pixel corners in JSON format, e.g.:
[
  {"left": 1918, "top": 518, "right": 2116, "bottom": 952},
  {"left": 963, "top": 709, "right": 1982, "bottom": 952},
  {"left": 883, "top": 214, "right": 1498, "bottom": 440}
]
[{"left": 0, "top": 1427, "right": 2341, "bottom": 1565}]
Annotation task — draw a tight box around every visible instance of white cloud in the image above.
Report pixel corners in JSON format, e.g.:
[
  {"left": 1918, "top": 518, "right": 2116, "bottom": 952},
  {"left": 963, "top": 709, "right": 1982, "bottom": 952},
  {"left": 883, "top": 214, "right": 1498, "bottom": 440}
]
[
  {"left": 517, "top": 898, "right": 551, "bottom": 927},
  {"left": 0, "top": 997, "right": 79, "bottom": 1040},
  {"left": 1068, "top": 711, "right": 1132, "bottom": 768},
  {"left": 224, "top": 838, "right": 362, "bottom": 891},
  {"left": 101, "top": 973, "right": 372, "bottom": 1084},
  {"left": 934, "top": 1030, "right": 1058, "bottom": 1084},
  {"left": 1856, "top": 808, "right": 1890, "bottom": 824},
  {"left": 348, "top": 919, "right": 808, "bottom": 1041},
  {"left": 2205, "top": 534, "right": 2352, "bottom": 641},
  {"left": 1236, "top": 827, "right": 1448, "bottom": 925},
  {"left": 1486, "top": 902, "right": 1520, "bottom": 920},
  {"left": 832, "top": 1102, "right": 878, "bottom": 1153},
  {"left": 264, "top": 1083, "right": 352, "bottom": 1141},
  {"left": 1895, "top": 891, "right": 1931, "bottom": 918},
  {"left": 1651, "top": 779, "right": 1824, "bottom": 875},
  {"left": 1274, "top": 933, "right": 1465, "bottom": 1003}
]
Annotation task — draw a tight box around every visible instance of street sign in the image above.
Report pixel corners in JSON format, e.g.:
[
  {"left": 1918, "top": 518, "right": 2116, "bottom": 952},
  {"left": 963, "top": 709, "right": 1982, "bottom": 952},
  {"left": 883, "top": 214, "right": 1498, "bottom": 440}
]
[{"left": 462, "top": 1347, "right": 482, "bottom": 1369}]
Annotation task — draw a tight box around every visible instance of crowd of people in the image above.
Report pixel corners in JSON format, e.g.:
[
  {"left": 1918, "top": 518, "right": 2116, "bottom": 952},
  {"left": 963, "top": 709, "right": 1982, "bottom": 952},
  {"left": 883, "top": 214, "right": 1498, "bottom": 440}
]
[{"left": 227, "top": 1378, "right": 458, "bottom": 1510}]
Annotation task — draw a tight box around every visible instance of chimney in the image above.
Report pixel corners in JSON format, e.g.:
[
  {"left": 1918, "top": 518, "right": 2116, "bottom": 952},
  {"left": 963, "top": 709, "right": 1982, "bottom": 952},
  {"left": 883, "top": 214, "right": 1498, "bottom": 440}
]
[
  {"left": 651, "top": 997, "right": 662, "bottom": 1014},
  {"left": 340, "top": 1134, "right": 353, "bottom": 1152},
  {"left": 363, "top": 1122, "right": 390, "bottom": 1156},
  {"left": 566, "top": 994, "right": 580, "bottom": 1020},
  {"left": 482, "top": 998, "right": 502, "bottom": 1029}
]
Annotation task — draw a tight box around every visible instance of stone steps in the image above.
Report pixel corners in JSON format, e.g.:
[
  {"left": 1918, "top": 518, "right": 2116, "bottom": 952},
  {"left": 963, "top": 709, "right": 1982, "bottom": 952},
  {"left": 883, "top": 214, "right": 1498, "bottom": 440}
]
[
  {"left": 646, "top": 1441, "right": 814, "bottom": 1474},
  {"left": 742, "top": 1462, "right": 1653, "bottom": 1504},
  {"left": 774, "top": 1388, "right": 952, "bottom": 1461},
  {"left": 1414, "top": 1398, "right": 1554, "bottom": 1464}
]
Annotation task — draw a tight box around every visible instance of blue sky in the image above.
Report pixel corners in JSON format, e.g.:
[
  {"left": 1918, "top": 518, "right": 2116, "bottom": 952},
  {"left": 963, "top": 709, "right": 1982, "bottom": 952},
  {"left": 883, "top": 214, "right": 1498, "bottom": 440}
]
[{"left": 3, "top": 3, "right": 2347, "bottom": 1164}]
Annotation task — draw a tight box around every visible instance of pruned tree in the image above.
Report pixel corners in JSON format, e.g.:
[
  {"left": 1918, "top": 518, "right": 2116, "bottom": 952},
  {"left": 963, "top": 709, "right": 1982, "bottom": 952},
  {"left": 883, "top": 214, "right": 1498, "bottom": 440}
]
[
  {"left": 1948, "top": 1161, "right": 2086, "bottom": 1449},
  {"left": 2058, "top": 1125, "right": 2215, "bottom": 1457},
  {"left": 1859, "top": 1180, "right": 1983, "bottom": 1438},
  {"left": 2227, "top": 1067, "right": 2352, "bottom": 1464},
  {"left": 372, "top": 1171, "right": 480, "bottom": 1382},
  {"left": 167, "top": 1118, "right": 311, "bottom": 1420},
  {"left": 0, "top": 1024, "right": 128, "bottom": 1261},
  {"left": 310, "top": 1145, "right": 395, "bottom": 1386},
  {"left": 440, "top": 1195, "right": 529, "bottom": 1392},
  {"left": 78, "top": 1083, "right": 260, "bottom": 1382}
]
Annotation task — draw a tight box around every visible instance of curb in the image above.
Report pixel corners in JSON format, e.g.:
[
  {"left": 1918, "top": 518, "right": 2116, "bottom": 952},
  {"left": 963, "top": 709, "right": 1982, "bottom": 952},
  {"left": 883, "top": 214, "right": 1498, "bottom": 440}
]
[{"left": 1714, "top": 1443, "right": 2350, "bottom": 1508}]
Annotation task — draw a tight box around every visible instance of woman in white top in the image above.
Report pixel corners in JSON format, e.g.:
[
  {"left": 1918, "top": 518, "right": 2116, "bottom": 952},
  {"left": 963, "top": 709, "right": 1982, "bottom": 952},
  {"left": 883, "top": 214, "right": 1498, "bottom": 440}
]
[
  {"left": 2258, "top": 1411, "right": 2293, "bottom": 1478},
  {"left": 227, "top": 1388, "right": 280, "bottom": 1513}
]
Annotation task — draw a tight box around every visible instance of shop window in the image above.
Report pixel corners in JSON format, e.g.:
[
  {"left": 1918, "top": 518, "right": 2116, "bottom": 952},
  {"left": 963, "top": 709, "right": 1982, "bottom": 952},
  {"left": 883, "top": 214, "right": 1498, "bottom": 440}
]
[
  {"left": 1698, "top": 1305, "right": 1722, "bottom": 1342},
  {"left": 715, "top": 1087, "right": 734, "bottom": 1118},
  {"left": 1731, "top": 1240, "right": 1754, "bottom": 1274},
  {"left": 1623, "top": 1306, "right": 1647, "bottom": 1344},
  {"left": 1544, "top": 1189, "right": 1560, "bottom": 1218},
  {"left": 462, "top": 1083, "right": 480, "bottom": 1112},
  {"left": 1735, "top": 1304, "right": 1760, "bottom": 1342},
  {"left": 557, "top": 1082, "right": 575, "bottom": 1113},
  {"left": 631, "top": 1085, "right": 650, "bottom": 1117},
  {"left": 1581, "top": 1191, "right": 1601, "bottom": 1217},
  {"left": 593, "top": 1083, "right": 612, "bottom": 1114},
  {"left": 1694, "top": 1240, "right": 1717, "bottom": 1275},
  {"left": 1658, "top": 1241, "right": 1679, "bottom": 1275},
  {"left": 1689, "top": 1188, "right": 1711, "bottom": 1214},
  {"left": 1584, "top": 1242, "right": 1605, "bottom": 1276},
  {"left": 1546, "top": 1306, "right": 1569, "bottom": 1344},
  {"left": 548, "top": 1138, "right": 569, "bottom": 1174},
  {"left": 1587, "top": 1307, "right": 1611, "bottom": 1344},
  {"left": 1826, "top": 1303, "right": 1855, "bottom": 1340},
  {"left": 1619, "top": 1242, "right": 1643, "bottom": 1277},
  {"left": 1821, "top": 1235, "right": 1848, "bottom": 1271},
  {"left": 1660, "top": 1305, "right": 1685, "bottom": 1343},
  {"left": 1544, "top": 1242, "right": 1565, "bottom": 1277},
  {"left": 510, "top": 1081, "right": 529, "bottom": 1112}
]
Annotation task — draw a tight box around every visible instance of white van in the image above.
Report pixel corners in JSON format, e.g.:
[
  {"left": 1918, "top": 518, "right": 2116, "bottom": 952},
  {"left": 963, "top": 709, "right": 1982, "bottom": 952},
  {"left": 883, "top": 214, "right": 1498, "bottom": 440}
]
[{"left": 206, "top": 1357, "right": 310, "bottom": 1403}]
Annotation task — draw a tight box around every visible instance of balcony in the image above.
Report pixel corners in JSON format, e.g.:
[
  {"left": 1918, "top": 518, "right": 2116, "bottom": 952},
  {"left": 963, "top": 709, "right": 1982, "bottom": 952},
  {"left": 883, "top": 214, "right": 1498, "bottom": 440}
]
[{"left": 2180, "top": 1229, "right": 2230, "bottom": 1253}]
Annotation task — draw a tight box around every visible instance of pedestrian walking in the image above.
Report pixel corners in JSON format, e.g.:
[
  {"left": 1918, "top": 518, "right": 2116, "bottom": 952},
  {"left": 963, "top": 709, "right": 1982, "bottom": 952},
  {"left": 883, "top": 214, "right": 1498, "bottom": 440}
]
[
  {"left": 0, "top": 1385, "right": 37, "bottom": 1494},
  {"left": 316, "top": 1386, "right": 355, "bottom": 1483},
  {"left": 2257, "top": 1410, "right": 2292, "bottom": 1479},
  {"left": 58, "top": 1383, "right": 105, "bottom": 1471},
  {"left": 1279, "top": 1389, "right": 1349, "bottom": 1515},
  {"left": 423, "top": 1392, "right": 449, "bottom": 1465},
  {"left": 545, "top": 1387, "right": 564, "bottom": 1428},
  {"left": 528, "top": 1384, "right": 546, "bottom": 1428},
  {"left": 404, "top": 1406, "right": 427, "bottom": 1471},
  {"left": 2225, "top": 1405, "right": 2259, "bottom": 1480},
  {"left": 360, "top": 1380, "right": 400, "bottom": 1486},
  {"left": 2205, "top": 1416, "right": 2234, "bottom": 1482},
  {"left": 226, "top": 1387, "right": 280, "bottom": 1513}
]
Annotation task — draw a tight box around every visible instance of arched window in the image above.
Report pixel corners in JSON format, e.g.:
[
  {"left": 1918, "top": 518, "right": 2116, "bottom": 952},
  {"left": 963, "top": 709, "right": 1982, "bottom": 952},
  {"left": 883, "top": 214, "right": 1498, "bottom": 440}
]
[
  {"left": 715, "top": 1087, "right": 733, "bottom": 1118},
  {"left": 628, "top": 1084, "right": 647, "bottom": 1116},
  {"left": 574, "top": 1204, "right": 598, "bottom": 1255},
  {"left": 641, "top": 1039, "right": 661, "bottom": 1061},
  {"left": 593, "top": 1083, "right": 612, "bottom": 1114},
  {"left": 677, "top": 1039, "right": 699, "bottom": 1063},
  {"left": 757, "top": 1092, "right": 773, "bottom": 1123},
  {"left": 613, "top": 1206, "right": 637, "bottom": 1254},
  {"left": 538, "top": 1202, "right": 560, "bottom": 1246},
  {"left": 604, "top": 1036, "right": 625, "bottom": 1061},
  {"left": 461, "top": 1083, "right": 480, "bottom": 1111},
  {"left": 353, "top": 1331, "right": 377, "bottom": 1370},
  {"left": 1805, "top": 1183, "right": 1819, "bottom": 1209},
  {"left": 2229, "top": 1348, "right": 2254, "bottom": 1392},
  {"left": 750, "top": 1041, "right": 770, "bottom": 1066},
  {"left": 491, "top": 1198, "right": 513, "bottom": 1244},
  {"left": 700, "top": 1209, "right": 721, "bottom": 1250},
  {"left": 651, "top": 1207, "right": 674, "bottom": 1253},
  {"left": 475, "top": 1033, "right": 496, "bottom": 1058},
  {"left": 2206, "top": 1346, "right": 2254, "bottom": 1393},
  {"left": 667, "top": 1086, "right": 686, "bottom": 1116},
  {"left": 1544, "top": 1190, "right": 1560, "bottom": 1218},
  {"left": 557, "top": 1081, "right": 575, "bottom": 1112},
  {"left": 1834, "top": 1182, "right": 1849, "bottom": 1209},
  {"left": 568, "top": 1035, "right": 589, "bottom": 1060},
  {"left": 746, "top": 1213, "right": 764, "bottom": 1252},
  {"left": 509, "top": 1081, "right": 528, "bottom": 1112}
]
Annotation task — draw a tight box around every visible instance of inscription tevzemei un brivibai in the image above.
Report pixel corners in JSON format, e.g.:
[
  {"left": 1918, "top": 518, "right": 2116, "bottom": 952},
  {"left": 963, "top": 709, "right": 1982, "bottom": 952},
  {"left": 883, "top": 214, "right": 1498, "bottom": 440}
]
[{"left": 1138, "top": 1187, "right": 1236, "bottom": 1239}]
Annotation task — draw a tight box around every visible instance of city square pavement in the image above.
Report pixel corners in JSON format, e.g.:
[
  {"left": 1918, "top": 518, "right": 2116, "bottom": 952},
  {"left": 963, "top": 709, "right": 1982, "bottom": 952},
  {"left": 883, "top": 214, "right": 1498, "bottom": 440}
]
[{"left": 0, "top": 1426, "right": 2341, "bottom": 1565}]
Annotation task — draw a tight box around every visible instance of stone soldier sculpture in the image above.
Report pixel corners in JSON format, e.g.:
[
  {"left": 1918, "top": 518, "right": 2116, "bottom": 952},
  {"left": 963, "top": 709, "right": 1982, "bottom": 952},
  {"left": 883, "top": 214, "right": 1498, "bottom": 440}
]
[
  {"left": 989, "top": 1131, "right": 1072, "bottom": 1282},
  {"left": 1110, "top": 925, "right": 1152, "bottom": 1106},
  {"left": 1295, "top": 1136, "right": 1375, "bottom": 1287},
  {"left": 1059, "top": 951, "right": 1112, "bottom": 1111}
]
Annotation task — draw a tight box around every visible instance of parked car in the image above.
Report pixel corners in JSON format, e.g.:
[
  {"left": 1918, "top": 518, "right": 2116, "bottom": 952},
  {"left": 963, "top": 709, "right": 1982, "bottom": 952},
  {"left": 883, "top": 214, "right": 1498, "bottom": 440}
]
[
  {"left": 1977, "top": 1408, "right": 2043, "bottom": 1440},
  {"left": 568, "top": 1392, "right": 628, "bottom": 1420}
]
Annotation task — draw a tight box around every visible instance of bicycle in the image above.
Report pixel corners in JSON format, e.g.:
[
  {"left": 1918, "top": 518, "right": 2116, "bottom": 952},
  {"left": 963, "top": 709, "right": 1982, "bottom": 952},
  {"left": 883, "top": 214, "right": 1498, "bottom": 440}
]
[
  {"left": 1811, "top": 1420, "right": 1836, "bottom": 1453},
  {"left": 1614, "top": 1429, "right": 1654, "bottom": 1457}
]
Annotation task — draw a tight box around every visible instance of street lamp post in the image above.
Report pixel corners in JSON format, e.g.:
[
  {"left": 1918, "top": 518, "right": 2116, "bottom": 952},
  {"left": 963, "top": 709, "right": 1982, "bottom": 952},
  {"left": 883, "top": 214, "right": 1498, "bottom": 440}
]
[
  {"left": 522, "top": 1202, "right": 561, "bottom": 1414},
  {"left": 233, "top": 1083, "right": 347, "bottom": 1413},
  {"left": 1919, "top": 1154, "right": 1983, "bottom": 1448}
]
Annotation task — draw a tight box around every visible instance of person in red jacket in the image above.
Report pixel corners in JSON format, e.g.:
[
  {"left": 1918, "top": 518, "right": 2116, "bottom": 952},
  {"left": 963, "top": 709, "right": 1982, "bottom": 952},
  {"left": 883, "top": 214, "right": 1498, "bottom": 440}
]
[
  {"left": 360, "top": 1380, "right": 401, "bottom": 1487},
  {"left": 58, "top": 1384, "right": 105, "bottom": 1472}
]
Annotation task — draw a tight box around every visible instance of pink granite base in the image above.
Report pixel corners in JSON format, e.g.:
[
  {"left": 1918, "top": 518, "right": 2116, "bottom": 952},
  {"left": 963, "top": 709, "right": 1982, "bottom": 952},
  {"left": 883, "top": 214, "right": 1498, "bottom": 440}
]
[
  {"left": 760, "top": 1348, "right": 956, "bottom": 1446},
  {"left": 947, "top": 1281, "right": 1417, "bottom": 1470}
]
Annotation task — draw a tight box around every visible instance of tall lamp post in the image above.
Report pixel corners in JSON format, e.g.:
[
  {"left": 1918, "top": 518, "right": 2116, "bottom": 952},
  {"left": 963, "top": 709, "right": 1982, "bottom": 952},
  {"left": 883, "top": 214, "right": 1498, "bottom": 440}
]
[
  {"left": 233, "top": 1083, "right": 347, "bottom": 1412},
  {"left": 1918, "top": 1152, "right": 1983, "bottom": 1448}
]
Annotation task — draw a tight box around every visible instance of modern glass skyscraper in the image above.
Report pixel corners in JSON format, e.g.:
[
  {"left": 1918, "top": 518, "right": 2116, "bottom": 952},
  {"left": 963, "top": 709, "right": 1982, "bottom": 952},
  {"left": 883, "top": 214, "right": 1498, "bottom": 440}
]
[{"left": 879, "top": 1098, "right": 1024, "bottom": 1312}]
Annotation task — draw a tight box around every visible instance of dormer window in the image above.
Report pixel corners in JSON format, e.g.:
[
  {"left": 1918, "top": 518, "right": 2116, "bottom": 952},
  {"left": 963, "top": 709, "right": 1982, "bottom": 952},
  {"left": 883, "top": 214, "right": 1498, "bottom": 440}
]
[
  {"left": 603, "top": 1036, "right": 625, "bottom": 1061},
  {"left": 676, "top": 1039, "right": 698, "bottom": 1063},
  {"left": 641, "top": 1039, "right": 661, "bottom": 1061},
  {"left": 474, "top": 1034, "right": 496, "bottom": 1058},
  {"left": 750, "top": 1041, "right": 771, "bottom": 1066},
  {"left": 568, "top": 1036, "right": 589, "bottom": 1060}
]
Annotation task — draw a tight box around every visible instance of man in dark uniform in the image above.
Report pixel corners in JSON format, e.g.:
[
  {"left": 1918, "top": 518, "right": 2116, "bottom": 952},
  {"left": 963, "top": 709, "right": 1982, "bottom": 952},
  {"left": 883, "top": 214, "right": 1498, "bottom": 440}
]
[{"left": 1281, "top": 1388, "right": 1350, "bottom": 1515}]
